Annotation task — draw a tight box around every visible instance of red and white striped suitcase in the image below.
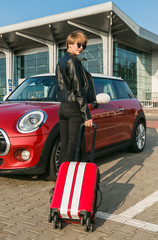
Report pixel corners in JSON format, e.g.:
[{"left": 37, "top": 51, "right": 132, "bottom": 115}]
[{"left": 48, "top": 123, "right": 101, "bottom": 232}]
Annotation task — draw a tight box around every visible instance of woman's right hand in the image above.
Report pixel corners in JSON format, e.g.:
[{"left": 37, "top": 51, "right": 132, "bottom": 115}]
[{"left": 85, "top": 119, "right": 93, "bottom": 127}]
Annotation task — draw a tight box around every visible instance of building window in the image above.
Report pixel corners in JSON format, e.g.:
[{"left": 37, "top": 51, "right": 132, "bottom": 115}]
[
  {"left": 58, "top": 43, "right": 103, "bottom": 74},
  {"left": 113, "top": 42, "right": 152, "bottom": 100},
  {"left": 0, "top": 57, "right": 6, "bottom": 100},
  {"left": 14, "top": 51, "right": 49, "bottom": 87}
]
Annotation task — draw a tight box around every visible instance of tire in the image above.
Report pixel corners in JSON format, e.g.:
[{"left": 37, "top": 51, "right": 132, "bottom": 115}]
[
  {"left": 128, "top": 120, "right": 146, "bottom": 153},
  {"left": 46, "top": 137, "right": 60, "bottom": 181}
]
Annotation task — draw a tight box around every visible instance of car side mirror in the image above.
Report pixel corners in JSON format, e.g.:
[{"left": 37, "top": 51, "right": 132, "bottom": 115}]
[
  {"left": 96, "top": 93, "right": 110, "bottom": 104},
  {"left": 92, "top": 93, "right": 110, "bottom": 109}
]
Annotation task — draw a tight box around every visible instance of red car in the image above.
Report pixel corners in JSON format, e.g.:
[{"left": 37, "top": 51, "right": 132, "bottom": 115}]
[{"left": 0, "top": 73, "right": 146, "bottom": 180}]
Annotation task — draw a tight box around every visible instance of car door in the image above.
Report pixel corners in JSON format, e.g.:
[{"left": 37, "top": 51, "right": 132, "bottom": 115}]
[
  {"left": 111, "top": 79, "right": 136, "bottom": 141},
  {"left": 86, "top": 77, "right": 127, "bottom": 153}
]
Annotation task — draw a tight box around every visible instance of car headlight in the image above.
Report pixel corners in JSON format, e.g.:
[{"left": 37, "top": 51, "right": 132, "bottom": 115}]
[{"left": 17, "top": 110, "right": 47, "bottom": 133}]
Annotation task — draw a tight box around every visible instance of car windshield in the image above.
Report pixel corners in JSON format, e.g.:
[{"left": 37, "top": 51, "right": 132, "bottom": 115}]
[{"left": 7, "top": 76, "right": 58, "bottom": 102}]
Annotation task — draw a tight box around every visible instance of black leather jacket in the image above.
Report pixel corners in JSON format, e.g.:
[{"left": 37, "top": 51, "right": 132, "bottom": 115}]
[{"left": 56, "top": 52, "right": 96, "bottom": 121}]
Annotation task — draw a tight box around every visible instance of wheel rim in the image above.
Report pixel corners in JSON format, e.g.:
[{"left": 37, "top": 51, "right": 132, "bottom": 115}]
[
  {"left": 136, "top": 123, "right": 146, "bottom": 150},
  {"left": 54, "top": 142, "right": 60, "bottom": 172}
]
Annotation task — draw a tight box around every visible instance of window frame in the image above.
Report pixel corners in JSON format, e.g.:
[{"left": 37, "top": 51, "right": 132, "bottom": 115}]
[{"left": 93, "top": 77, "right": 134, "bottom": 101}]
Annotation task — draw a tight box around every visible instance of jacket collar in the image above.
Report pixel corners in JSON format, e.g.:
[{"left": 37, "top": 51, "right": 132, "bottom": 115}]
[
  {"left": 66, "top": 51, "right": 87, "bottom": 62},
  {"left": 66, "top": 51, "right": 76, "bottom": 58}
]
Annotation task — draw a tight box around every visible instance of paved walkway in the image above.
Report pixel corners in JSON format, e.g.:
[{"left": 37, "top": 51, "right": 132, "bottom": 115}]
[
  {"left": 0, "top": 111, "right": 158, "bottom": 240},
  {"left": 145, "top": 109, "right": 158, "bottom": 132},
  {"left": 147, "top": 121, "right": 158, "bottom": 130}
]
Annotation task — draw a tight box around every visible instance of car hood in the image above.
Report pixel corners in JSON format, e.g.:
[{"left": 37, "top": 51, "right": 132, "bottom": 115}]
[{"left": 0, "top": 101, "right": 60, "bottom": 136}]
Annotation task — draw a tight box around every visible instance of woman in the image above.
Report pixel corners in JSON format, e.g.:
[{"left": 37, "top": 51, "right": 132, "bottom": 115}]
[{"left": 56, "top": 30, "right": 96, "bottom": 166}]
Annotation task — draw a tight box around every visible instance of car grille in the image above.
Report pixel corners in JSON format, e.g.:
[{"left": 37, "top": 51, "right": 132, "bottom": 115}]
[{"left": 0, "top": 129, "right": 10, "bottom": 156}]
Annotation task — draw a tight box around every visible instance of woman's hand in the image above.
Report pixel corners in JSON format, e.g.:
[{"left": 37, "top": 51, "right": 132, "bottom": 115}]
[{"left": 85, "top": 119, "right": 93, "bottom": 127}]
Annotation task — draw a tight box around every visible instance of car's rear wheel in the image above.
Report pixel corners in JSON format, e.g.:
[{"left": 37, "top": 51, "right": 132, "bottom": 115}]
[
  {"left": 46, "top": 137, "right": 60, "bottom": 181},
  {"left": 128, "top": 120, "right": 146, "bottom": 153}
]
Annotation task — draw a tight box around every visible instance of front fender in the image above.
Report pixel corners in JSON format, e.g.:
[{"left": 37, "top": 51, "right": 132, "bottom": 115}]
[
  {"left": 38, "top": 123, "right": 60, "bottom": 173},
  {"left": 131, "top": 111, "right": 146, "bottom": 141}
]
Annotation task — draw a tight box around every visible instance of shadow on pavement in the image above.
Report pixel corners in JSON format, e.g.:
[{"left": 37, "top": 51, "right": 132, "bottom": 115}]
[{"left": 93, "top": 128, "right": 158, "bottom": 230}]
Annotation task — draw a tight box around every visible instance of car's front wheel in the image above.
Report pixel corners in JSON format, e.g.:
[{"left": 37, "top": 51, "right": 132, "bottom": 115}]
[
  {"left": 128, "top": 120, "right": 146, "bottom": 153},
  {"left": 46, "top": 137, "right": 60, "bottom": 181}
]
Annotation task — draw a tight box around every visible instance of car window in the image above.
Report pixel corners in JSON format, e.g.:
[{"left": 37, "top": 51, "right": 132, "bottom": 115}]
[
  {"left": 112, "top": 80, "right": 134, "bottom": 99},
  {"left": 94, "top": 78, "right": 116, "bottom": 100},
  {"left": 7, "top": 76, "right": 58, "bottom": 101}
]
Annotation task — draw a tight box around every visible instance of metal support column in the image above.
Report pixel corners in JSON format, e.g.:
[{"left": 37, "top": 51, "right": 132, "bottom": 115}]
[
  {"left": 107, "top": 11, "right": 113, "bottom": 76},
  {"left": 101, "top": 35, "right": 108, "bottom": 75},
  {"left": 0, "top": 47, "right": 13, "bottom": 95},
  {"left": 108, "top": 19, "right": 113, "bottom": 75}
]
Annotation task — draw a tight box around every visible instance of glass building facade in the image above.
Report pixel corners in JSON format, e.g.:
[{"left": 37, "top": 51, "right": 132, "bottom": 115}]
[
  {"left": 113, "top": 42, "right": 152, "bottom": 99},
  {"left": 58, "top": 43, "right": 103, "bottom": 74},
  {"left": 0, "top": 41, "right": 152, "bottom": 101},
  {"left": 0, "top": 57, "right": 6, "bottom": 100},
  {"left": 14, "top": 51, "right": 49, "bottom": 87}
]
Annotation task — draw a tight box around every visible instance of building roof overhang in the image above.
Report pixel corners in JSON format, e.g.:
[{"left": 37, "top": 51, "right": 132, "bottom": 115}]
[{"left": 0, "top": 1, "right": 158, "bottom": 54}]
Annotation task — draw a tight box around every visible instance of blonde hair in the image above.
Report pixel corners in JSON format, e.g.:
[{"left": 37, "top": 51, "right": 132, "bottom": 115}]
[{"left": 66, "top": 30, "right": 87, "bottom": 49}]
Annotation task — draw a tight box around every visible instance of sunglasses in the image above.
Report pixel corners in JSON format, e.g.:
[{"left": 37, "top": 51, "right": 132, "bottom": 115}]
[{"left": 77, "top": 43, "right": 87, "bottom": 50}]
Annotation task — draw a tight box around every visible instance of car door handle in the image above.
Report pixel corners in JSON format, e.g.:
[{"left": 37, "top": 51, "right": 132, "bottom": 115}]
[{"left": 117, "top": 108, "right": 125, "bottom": 111}]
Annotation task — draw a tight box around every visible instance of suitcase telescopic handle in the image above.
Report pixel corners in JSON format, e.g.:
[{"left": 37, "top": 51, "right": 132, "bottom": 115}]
[{"left": 75, "top": 123, "right": 97, "bottom": 163}]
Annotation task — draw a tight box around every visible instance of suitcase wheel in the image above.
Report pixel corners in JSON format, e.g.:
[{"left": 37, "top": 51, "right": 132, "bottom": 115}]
[
  {"left": 81, "top": 216, "right": 84, "bottom": 226},
  {"left": 53, "top": 214, "right": 62, "bottom": 230},
  {"left": 58, "top": 220, "right": 62, "bottom": 229},
  {"left": 84, "top": 217, "right": 93, "bottom": 232},
  {"left": 86, "top": 217, "right": 91, "bottom": 228},
  {"left": 48, "top": 214, "right": 52, "bottom": 223},
  {"left": 90, "top": 223, "right": 93, "bottom": 232},
  {"left": 53, "top": 215, "right": 58, "bottom": 229},
  {"left": 48, "top": 209, "right": 54, "bottom": 223}
]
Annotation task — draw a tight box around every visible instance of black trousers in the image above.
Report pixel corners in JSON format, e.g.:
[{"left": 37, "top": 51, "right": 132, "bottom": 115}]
[{"left": 58, "top": 102, "right": 83, "bottom": 166}]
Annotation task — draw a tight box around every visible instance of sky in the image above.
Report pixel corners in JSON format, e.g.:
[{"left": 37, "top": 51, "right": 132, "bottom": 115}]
[{"left": 0, "top": 0, "right": 158, "bottom": 34}]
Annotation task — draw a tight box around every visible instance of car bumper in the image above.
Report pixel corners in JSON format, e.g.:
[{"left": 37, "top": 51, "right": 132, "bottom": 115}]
[{"left": 0, "top": 134, "right": 48, "bottom": 174}]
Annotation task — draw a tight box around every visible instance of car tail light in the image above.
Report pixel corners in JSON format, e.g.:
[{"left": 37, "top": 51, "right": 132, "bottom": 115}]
[{"left": 14, "top": 149, "right": 31, "bottom": 161}]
